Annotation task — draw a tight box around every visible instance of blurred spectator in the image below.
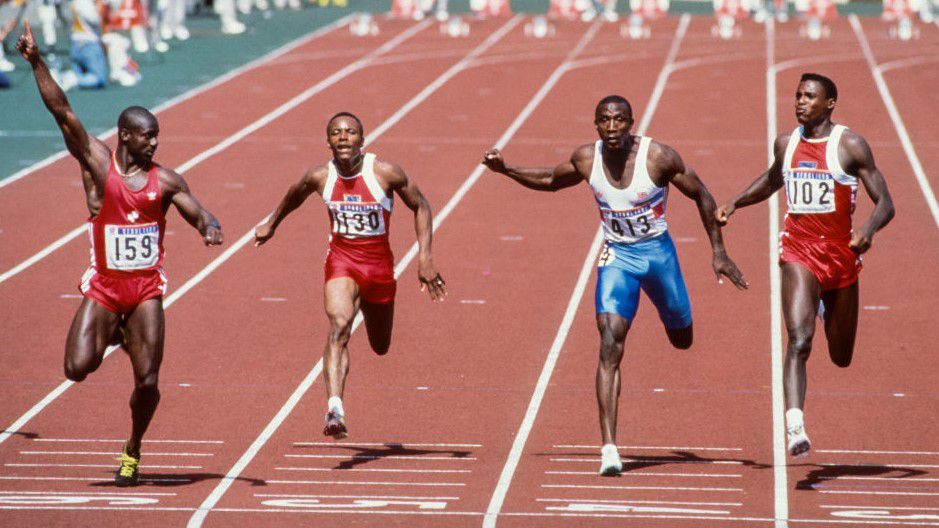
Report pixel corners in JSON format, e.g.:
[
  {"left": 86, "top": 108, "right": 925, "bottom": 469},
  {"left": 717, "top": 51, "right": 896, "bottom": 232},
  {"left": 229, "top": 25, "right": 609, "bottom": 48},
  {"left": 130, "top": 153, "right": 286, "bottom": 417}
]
[{"left": 56, "top": 0, "right": 109, "bottom": 89}]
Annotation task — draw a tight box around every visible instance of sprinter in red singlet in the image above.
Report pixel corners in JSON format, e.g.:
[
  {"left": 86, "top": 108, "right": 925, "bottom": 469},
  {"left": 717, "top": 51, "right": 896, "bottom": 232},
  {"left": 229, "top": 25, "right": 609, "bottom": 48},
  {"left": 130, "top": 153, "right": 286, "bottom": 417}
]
[
  {"left": 717, "top": 73, "right": 895, "bottom": 458},
  {"left": 255, "top": 112, "right": 445, "bottom": 439},
  {"left": 17, "top": 22, "right": 223, "bottom": 486}
]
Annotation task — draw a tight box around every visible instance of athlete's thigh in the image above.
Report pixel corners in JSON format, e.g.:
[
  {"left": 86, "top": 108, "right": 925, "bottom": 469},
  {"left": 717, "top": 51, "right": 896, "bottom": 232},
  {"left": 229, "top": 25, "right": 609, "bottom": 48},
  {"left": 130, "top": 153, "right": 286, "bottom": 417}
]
[
  {"left": 124, "top": 298, "right": 166, "bottom": 382},
  {"left": 324, "top": 277, "right": 361, "bottom": 324},
  {"left": 595, "top": 265, "right": 642, "bottom": 324},
  {"left": 639, "top": 244, "right": 692, "bottom": 331},
  {"left": 781, "top": 262, "right": 822, "bottom": 343},
  {"left": 66, "top": 297, "right": 122, "bottom": 365},
  {"left": 360, "top": 300, "right": 394, "bottom": 355},
  {"left": 820, "top": 280, "right": 859, "bottom": 366}
]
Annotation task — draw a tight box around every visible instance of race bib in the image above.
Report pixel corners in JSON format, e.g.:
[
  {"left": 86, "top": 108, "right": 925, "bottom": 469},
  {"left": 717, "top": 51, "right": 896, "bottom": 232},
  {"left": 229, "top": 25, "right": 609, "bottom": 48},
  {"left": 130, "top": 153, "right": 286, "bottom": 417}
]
[
  {"left": 330, "top": 203, "right": 386, "bottom": 238},
  {"left": 104, "top": 223, "right": 160, "bottom": 270},
  {"left": 602, "top": 204, "right": 661, "bottom": 243},
  {"left": 785, "top": 169, "right": 836, "bottom": 214}
]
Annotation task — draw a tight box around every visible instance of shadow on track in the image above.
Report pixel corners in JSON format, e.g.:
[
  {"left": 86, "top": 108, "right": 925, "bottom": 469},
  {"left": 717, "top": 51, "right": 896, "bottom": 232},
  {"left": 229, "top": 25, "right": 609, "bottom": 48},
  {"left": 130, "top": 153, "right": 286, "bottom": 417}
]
[
  {"left": 90, "top": 472, "right": 266, "bottom": 488},
  {"left": 543, "top": 449, "right": 772, "bottom": 475},
  {"left": 793, "top": 463, "right": 928, "bottom": 491},
  {"left": 294, "top": 442, "right": 475, "bottom": 470}
]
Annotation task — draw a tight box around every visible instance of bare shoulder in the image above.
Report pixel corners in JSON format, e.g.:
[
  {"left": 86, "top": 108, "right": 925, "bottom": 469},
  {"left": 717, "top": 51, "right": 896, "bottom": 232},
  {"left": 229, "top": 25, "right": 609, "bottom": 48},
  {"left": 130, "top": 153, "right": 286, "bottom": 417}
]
[
  {"left": 156, "top": 164, "right": 188, "bottom": 195},
  {"left": 838, "top": 128, "right": 872, "bottom": 157},
  {"left": 647, "top": 139, "right": 684, "bottom": 173},
  {"left": 373, "top": 157, "right": 408, "bottom": 188},
  {"left": 571, "top": 143, "right": 595, "bottom": 163},
  {"left": 305, "top": 163, "right": 329, "bottom": 183}
]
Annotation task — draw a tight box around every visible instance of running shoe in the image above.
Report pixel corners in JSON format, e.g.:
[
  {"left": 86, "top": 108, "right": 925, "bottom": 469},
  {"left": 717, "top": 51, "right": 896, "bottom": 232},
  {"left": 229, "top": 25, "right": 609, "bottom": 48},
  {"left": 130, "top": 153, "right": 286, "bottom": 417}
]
[
  {"left": 598, "top": 444, "right": 622, "bottom": 476},
  {"left": 115, "top": 444, "right": 140, "bottom": 486},
  {"left": 787, "top": 423, "right": 811, "bottom": 457},
  {"left": 323, "top": 410, "right": 348, "bottom": 439}
]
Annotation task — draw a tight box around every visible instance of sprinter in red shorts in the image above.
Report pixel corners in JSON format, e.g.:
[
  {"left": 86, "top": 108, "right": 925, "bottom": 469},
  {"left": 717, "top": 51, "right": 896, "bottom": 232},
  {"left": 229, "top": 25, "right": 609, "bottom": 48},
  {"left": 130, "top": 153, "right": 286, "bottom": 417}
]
[
  {"left": 255, "top": 112, "right": 446, "bottom": 439},
  {"left": 717, "top": 73, "right": 895, "bottom": 457},
  {"left": 17, "top": 22, "right": 223, "bottom": 486}
]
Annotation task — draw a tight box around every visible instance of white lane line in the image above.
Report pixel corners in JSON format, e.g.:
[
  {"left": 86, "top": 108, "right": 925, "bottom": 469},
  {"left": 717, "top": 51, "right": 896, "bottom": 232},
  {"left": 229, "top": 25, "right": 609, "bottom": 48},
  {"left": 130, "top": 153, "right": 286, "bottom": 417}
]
[
  {"left": 819, "top": 490, "right": 939, "bottom": 496},
  {"left": 184, "top": 18, "right": 520, "bottom": 528},
  {"left": 820, "top": 476, "right": 939, "bottom": 482},
  {"left": 264, "top": 480, "right": 466, "bottom": 487},
  {"left": 293, "top": 442, "right": 482, "bottom": 448},
  {"left": 0, "top": 490, "right": 177, "bottom": 495},
  {"left": 822, "top": 505, "right": 939, "bottom": 511},
  {"left": 819, "top": 450, "right": 939, "bottom": 456},
  {"left": 849, "top": 14, "right": 939, "bottom": 229},
  {"left": 0, "top": 20, "right": 433, "bottom": 289},
  {"left": 554, "top": 445, "right": 743, "bottom": 451},
  {"left": 541, "top": 484, "right": 743, "bottom": 492},
  {"left": 0, "top": 15, "right": 353, "bottom": 190},
  {"left": 822, "top": 463, "right": 939, "bottom": 469},
  {"left": 537, "top": 498, "right": 743, "bottom": 506},
  {"left": 284, "top": 454, "right": 476, "bottom": 461},
  {"left": 19, "top": 451, "right": 213, "bottom": 456},
  {"left": 545, "top": 471, "right": 742, "bottom": 478},
  {"left": 766, "top": 18, "right": 789, "bottom": 528},
  {"left": 483, "top": 15, "right": 690, "bottom": 528},
  {"left": 550, "top": 457, "right": 743, "bottom": 465},
  {"left": 254, "top": 493, "right": 460, "bottom": 499},
  {"left": 5, "top": 463, "right": 203, "bottom": 469},
  {"left": 32, "top": 438, "right": 224, "bottom": 444},
  {"left": 275, "top": 467, "right": 472, "bottom": 473},
  {"left": 0, "top": 476, "right": 189, "bottom": 482},
  {"left": 0, "top": 507, "right": 197, "bottom": 512},
  {"left": 0, "top": 20, "right": 431, "bottom": 448}
]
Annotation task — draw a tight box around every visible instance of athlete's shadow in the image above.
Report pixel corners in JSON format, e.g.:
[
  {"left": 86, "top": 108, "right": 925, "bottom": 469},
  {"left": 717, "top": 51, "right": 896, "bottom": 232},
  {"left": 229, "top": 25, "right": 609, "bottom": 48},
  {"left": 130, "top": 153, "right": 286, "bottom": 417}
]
[
  {"left": 295, "top": 442, "right": 474, "bottom": 470},
  {"left": 793, "top": 463, "right": 927, "bottom": 491},
  {"left": 89, "top": 472, "right": 266, "bottom": 488},
  {"left": 543, "top": 450, "right": 771, "bottom": 474}
]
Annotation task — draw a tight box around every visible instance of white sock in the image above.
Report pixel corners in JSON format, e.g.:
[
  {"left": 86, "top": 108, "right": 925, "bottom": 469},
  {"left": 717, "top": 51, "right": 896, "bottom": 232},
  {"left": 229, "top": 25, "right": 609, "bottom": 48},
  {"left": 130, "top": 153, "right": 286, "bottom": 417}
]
[
  {"left": 328, "top": 396, "right": 344, "bottom": 417},
  {"left": 786, "top": 408, "right": 804, "bottom": 429},
  {"left": 601, "top": 443, "right": 618, "bottom": 456}
]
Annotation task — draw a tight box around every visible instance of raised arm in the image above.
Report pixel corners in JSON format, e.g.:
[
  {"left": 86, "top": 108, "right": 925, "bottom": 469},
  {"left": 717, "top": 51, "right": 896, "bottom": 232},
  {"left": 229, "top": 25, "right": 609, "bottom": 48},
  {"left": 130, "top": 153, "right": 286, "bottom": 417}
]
[
  {"left": 481, "top": 146, "right": 587, "bottom": 192},
  {"left": 16, "top": 21, "right": 109, "bottom": 181},
  {"left": 841, "top": 131, "right": 895, "bottom": 254},
  {"left": 159, "top": 168, "right": 223, "bottom": 246},
  {"left": 382, "top": 161, "right": 445, "bottom": 302},
  {"left": 660, "top": 143, "right": 748, "bottom": 290},
  {"left": 254, "top": 166, "right": 323, "bottom": 246},
  {"left": 715, "top": 133, "right": 789, "bottom": 225}
]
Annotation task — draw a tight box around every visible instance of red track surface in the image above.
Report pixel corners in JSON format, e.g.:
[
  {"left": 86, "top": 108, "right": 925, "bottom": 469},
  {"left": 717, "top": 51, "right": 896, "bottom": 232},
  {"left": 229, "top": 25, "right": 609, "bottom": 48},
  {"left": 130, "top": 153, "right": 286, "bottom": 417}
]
[{"left": 0, "top": 13, "right": 936, "bottom": 528}]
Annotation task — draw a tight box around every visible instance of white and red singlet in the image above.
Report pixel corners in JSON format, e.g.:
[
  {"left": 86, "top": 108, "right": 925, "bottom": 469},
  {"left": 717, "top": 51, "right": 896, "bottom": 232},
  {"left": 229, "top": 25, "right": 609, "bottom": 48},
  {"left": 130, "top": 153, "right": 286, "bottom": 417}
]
[{"left": 322, "top": 153, "right": 396, "bottom": 304}]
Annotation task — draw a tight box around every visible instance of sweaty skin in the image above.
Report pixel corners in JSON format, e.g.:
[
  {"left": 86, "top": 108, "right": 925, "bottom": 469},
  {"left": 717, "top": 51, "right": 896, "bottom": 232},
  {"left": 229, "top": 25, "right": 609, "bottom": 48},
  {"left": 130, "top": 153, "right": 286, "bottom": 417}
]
[
  {"left": 483, "top": 100, "right": 747, "bottom": 448},
  {"left": 254, "top": 114, "right": 445, "bottom": 421},
  {"left": 716, "top": 78, "right": 894, "bottom": 414},
  {"left": 18, "top": 21, "right": 223, "bottom": 461}
]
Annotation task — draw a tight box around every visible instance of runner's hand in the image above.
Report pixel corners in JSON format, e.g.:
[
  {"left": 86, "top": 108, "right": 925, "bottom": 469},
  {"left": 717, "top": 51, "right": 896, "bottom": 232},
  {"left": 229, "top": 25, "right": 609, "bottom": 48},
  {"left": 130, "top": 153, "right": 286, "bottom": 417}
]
[
  {"left": 715, "top": 203, "right": 735, "bottom": 226},
  {"left": 204, "top": 225, "right": 223, "bottom": 246},
  {"left": 418, "top": 261, "right": 446, "bottom": 302},
  {"left": 254, "top": 222, "right": 275, "bottom": 247},
  {"left": 482, "top": 148, "right": 508, "bottom": 174},
  {"left": 713, "top": 253, "right": 748, "bottom": 290},
  {"left": 849, "top": 230, "right": 872, "bottom": 254},
  {"left": 15, "top": 20, "right": 39, "bottom": 65}
]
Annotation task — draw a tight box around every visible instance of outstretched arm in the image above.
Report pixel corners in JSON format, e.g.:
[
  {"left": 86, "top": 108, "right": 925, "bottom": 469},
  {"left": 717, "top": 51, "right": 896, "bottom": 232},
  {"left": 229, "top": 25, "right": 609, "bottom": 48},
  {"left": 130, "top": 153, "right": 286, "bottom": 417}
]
[
  {"left": 841, "top": 132, "right": 895, "bottom": 254},
  {"left": 384, "top": 161, "right": 446, "bottom": 302},
  {"left": 662, "top": 145, "right": 748, "bottom": 290},
  {"left": 482, "top": 147, "right": 585, "bottom": 192},
  {"left": 160, "top": 169, "right": 223, "bottom": 245},
  {"left": 254, "top": 167, "right": 322, "bottom": 246},
  {"left": 715, "top": 134, "right": 788, "bottom": 225},
  {"left": 16, "top": 21, "right": 109, "bottom": 180}
]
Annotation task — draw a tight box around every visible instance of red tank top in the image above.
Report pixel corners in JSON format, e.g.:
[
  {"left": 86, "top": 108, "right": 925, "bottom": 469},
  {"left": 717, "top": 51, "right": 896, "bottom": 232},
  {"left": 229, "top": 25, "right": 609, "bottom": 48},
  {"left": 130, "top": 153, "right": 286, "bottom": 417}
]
[
  {"left": 781, "top": 125, "right": 857, "bottom": 240},
  {"left": 89, "top": 156, "right": 166, "bottom": 276},
  {"left": 322, "top": 153, "right": 393, "bottom": 259}
]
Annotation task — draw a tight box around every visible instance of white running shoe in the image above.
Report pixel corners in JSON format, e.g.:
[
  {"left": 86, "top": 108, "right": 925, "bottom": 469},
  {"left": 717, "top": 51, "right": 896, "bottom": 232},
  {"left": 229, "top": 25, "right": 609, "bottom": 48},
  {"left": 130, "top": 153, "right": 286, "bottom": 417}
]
[
  {"left": 0, "top": 56, "right": 16, "bottom": 73},
  {"left": 221, "top": 20, "right": 247, "bottom": 34},
  {"left": 599, "top": 444, "right": 622, "bottom": 476},
  {"left": 174, "top": 26, "right": 191, "bottom": 41},
  {"left": 787, "top": 423, "right": 811, "bottom": 457}
]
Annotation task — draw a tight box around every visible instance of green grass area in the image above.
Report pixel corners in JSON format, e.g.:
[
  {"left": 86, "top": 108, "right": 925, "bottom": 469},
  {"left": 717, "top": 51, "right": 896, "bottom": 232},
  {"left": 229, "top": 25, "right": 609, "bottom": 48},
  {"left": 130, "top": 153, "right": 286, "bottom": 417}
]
[{"left": 0, "top": 2, "right": 382, "bottom": 180}]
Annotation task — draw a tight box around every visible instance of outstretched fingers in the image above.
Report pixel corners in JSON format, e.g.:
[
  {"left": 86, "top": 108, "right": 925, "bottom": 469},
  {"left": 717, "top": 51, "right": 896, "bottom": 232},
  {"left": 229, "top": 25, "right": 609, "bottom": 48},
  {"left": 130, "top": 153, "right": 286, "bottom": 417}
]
[{"left": 419, "top": 273, "right": 447, "bottom": 302}]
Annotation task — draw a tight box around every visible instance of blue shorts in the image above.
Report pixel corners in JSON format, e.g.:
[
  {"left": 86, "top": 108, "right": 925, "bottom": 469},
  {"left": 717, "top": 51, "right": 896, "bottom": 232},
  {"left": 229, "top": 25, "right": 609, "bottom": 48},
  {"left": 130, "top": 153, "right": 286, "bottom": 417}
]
[{"left": 595, "top": 232, "right": 692, "bottom": 329}]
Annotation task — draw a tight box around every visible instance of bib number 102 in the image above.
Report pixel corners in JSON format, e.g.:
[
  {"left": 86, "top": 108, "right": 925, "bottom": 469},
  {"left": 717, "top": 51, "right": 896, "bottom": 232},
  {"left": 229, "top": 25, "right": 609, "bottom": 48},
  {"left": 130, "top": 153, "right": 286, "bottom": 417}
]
[{"left": 610, "top": 215, "right": 651, "bottom": 238}]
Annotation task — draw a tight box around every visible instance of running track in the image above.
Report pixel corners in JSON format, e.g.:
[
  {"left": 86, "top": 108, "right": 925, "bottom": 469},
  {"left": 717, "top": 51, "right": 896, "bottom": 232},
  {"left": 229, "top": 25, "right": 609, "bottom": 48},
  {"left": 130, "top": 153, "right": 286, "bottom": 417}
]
[{"left": 0, "top": 14, "right": 937, "bottom": 527}]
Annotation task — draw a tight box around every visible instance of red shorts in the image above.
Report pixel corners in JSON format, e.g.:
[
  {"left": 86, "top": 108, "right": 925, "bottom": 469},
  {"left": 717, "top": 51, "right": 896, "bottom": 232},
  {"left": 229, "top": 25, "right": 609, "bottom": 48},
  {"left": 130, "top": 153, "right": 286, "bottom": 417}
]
[
  {"left": 79, "top": 267, "right": 167, "bottom": 314},
  {"left": 324, "top": 243, "right": 396, "bottom": 304},
  {"left": 779, "top": 233, "right": 861, "bottom": 291}
]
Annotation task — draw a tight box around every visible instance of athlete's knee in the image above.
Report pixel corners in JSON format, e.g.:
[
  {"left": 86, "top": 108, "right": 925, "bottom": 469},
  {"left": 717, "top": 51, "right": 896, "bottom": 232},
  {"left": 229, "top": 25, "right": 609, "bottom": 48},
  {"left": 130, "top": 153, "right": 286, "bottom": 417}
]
[
  {"left": 787, "top": 333, "right": 813, "bottom": 359},
  {"left": 134, "top": 370, "right": 161, "bottom": 394},
  {"left": 63, "top": 355, "right": 101, "bottom": 382},
  {"left": 328, "top": 315, "right": 353, "bottom": 344}
]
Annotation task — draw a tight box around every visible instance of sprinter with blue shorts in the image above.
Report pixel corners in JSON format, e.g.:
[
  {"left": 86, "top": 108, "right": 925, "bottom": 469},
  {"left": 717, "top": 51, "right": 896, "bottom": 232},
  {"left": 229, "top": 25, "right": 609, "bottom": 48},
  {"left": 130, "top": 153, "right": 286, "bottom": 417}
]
[{"left": 482, "top": 95, "right": 748, "bottom": 476}]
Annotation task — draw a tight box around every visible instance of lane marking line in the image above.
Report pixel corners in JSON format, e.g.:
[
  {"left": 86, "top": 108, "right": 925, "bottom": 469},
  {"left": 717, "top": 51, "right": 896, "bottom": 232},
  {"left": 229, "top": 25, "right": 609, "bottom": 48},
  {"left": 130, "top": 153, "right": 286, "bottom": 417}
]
[
  {"left": 554, "top": 444, "right": 743, "bottom": 451},
  {"left": 849, "top": 14, "right": 939, "bottom": 229},
  {"left": 18, "top": 451, "right": 214, "bottom": 456},
  {"left": 819, "top": 450, "right": 939, "bottom": 456},
  {"left": 0, "top": 14, "right": 353, "bottom": 190},
  {"left": 293, "top": 442, "right": 482, "bottom": 447},
  {"left": 0, "top": 20, "right": 432, "bottom": 447},
  {"left": 483, "top": 16, "right": 690, "bottom": 528},
  {"left": 0, "top": 476, "right": 189, "bottom": 482},
  {"left": 284, "top": 454, "right": 476, "bottom": 461},
  {"left": 5, "top": 463, "right": 203, "bottom": 469},
  {"left": 264, "top": 480, "right": 467, "bottom": 487},
  {"left": 549, "top": 457, "right": 743, "bottom": 465},
  {"left": 254, "top": 493, "right": 459, "bottom": 499},
  {"left": 184, "top": 18, "right": 521, "bottom": 528},
  {"left": 275, "top": 468, "right": 472, "bottom": 474},
  {"left": 544, "top": 471, "right": 742, "bottom": 478},
  {"left": 537, "top": 498, "right": 743, "bottom": 506},
  {"left": 0, "top": 490, "right": 177, "bottom": 495},
  {"left": 541, "top": 484, "right": 743, "bottom": 492},
  {"left": 32, "top": 438, "right": 224, "bottom": 443}
]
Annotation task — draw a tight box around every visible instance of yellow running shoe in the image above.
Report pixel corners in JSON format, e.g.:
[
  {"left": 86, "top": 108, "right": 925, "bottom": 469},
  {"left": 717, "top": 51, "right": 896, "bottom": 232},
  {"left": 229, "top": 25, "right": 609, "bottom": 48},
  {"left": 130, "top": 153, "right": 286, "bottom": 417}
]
[{"left": 115, "top": 444, "right": 140, "bottom": 486}]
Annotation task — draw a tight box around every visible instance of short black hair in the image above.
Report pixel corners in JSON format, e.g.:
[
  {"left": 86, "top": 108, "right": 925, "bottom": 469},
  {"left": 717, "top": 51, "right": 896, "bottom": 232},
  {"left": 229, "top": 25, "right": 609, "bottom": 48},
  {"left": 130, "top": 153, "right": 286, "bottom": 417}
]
[
  {"left": 595, "top": 95, "right": 633, "bottom": 119},
  {"left": 800, "top": 73, "right": 837, "bottom": 101},
  {"left": 117, "top": 106, "right": 157, "bottom": 131},
  {"left": 326, "top": 112, "right": 364, "bottom": 136}
]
